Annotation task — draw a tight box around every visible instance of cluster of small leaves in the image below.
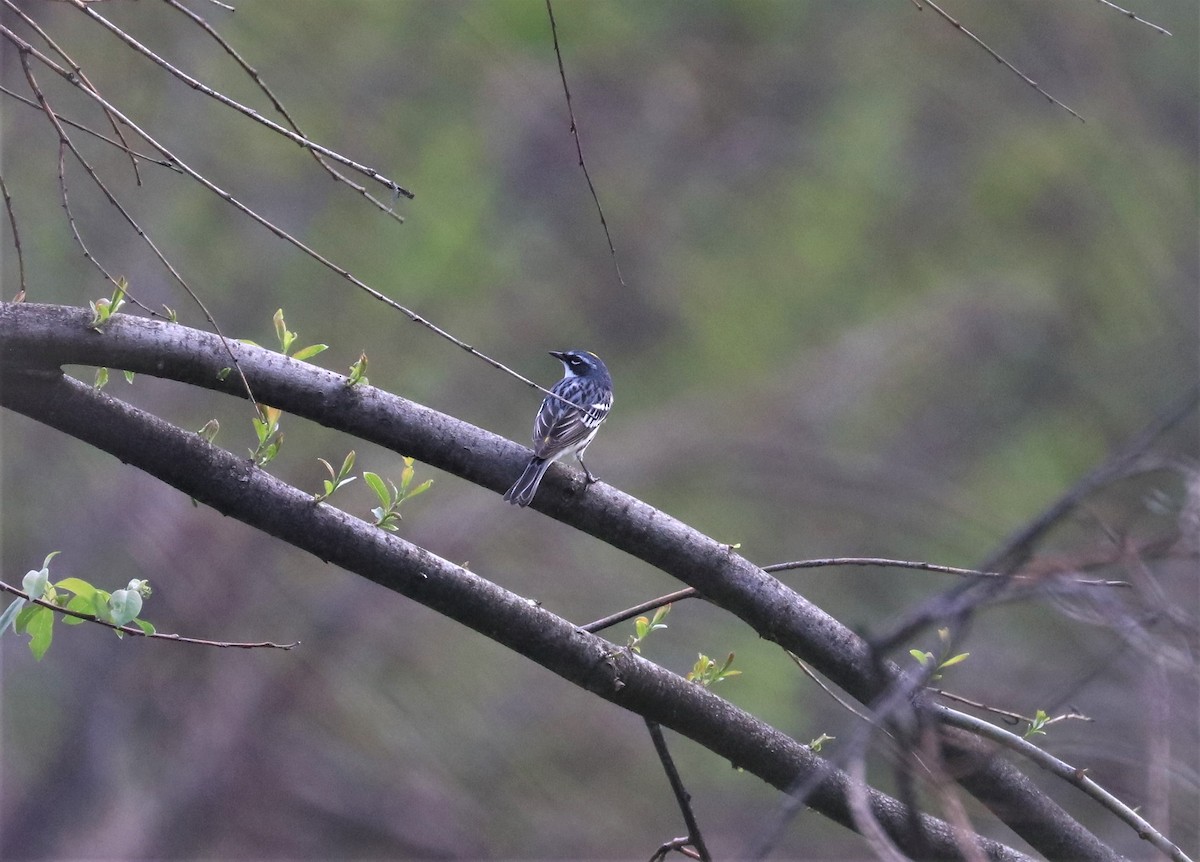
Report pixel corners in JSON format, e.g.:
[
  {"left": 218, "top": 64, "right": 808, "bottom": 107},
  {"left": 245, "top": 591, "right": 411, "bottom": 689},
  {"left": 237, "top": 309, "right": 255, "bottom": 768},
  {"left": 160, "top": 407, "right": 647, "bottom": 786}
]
[
  {"left": 0, "top": 552, "right": 154, "bottom": 660},
  {"left": 250, "top": 404, "right": 284, "bottom": 466},
  {"left": 347, "top": 352, "right": 369, "bottom": 386},
  {"left": 365, "top": 457, "right": 433, "bottom": 530},
  {"left": 272, "top": 308, "right": 327, "bottom": 361},
  {"left": 1025, "top": 708, "right": 1051, "bottom": 738},
  {"left": 909, "top": 627, "right": 970, "bottom": 682},
  {"left": 88, "top": 278, "right": 127, "bottom": 330},
  {"left": 687, "top": 652, "right": 741, "bottom": 687},
  {"left": 314, "top": 450, "right": 357, "bottom": 502},
  {"left": 627, "top": 604, "right": 670, "bottom": 653}
]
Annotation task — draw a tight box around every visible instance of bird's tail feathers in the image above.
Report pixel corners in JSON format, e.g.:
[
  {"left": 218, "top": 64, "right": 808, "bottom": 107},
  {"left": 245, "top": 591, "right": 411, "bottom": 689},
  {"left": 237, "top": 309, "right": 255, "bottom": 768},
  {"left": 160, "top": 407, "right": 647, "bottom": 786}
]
[{"left": 504, "top": 457, "right": 552, "bottom": 507}]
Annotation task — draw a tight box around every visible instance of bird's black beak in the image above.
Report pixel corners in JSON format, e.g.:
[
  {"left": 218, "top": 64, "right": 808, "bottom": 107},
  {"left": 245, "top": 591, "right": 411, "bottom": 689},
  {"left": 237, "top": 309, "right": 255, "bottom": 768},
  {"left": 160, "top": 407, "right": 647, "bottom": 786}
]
[{"left": 549, "top": 350, "right": 567, "bottom": 361}]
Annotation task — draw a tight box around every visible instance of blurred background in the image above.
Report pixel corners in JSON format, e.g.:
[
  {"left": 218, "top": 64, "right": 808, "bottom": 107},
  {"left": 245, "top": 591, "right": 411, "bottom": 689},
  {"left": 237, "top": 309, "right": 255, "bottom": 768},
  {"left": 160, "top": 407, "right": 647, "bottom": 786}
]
[{"left": 1, "top": 1, "right": 1196, "bottom": 857}]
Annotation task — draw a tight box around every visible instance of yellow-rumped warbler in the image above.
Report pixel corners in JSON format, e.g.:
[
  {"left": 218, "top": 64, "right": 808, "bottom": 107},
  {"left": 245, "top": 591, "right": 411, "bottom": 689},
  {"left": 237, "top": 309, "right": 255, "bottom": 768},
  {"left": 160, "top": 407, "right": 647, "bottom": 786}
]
[{"left": 504, "top": 350, "right": 614, "bottom": 507}]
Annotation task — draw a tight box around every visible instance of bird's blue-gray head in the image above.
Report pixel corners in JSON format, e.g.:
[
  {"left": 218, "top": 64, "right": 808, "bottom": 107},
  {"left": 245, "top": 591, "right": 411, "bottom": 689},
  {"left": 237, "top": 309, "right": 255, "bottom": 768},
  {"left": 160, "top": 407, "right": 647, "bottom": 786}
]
[{"left": 550, "top": 350, "right": 611, "bottom": 386}]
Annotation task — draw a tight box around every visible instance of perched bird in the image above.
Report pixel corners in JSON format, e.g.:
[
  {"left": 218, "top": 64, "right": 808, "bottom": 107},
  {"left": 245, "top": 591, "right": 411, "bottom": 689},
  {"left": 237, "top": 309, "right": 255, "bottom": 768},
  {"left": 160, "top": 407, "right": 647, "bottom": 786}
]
[{"left": 504, "top": 350, "right": 614, "bottom": 507}]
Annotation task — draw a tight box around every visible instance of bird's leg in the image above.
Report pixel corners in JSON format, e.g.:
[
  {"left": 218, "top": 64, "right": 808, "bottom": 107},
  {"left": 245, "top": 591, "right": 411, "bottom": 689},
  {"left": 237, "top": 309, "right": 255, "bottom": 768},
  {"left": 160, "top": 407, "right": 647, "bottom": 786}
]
[{"left": 577, "top": 454, "right": 599, "bottom": 485}]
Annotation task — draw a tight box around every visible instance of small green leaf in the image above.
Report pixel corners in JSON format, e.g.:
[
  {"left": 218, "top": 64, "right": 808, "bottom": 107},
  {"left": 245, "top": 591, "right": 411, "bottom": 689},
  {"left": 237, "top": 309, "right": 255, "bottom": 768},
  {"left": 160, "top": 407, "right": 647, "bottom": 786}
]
[
  {"left": 407, "top": 478, "right": 434, "bottom": 499},
  {"left": 910, "top": 649, "right": 931, "bottom": 665},
  {"left": 363, "top": 471, "right": 389, "bottom": 505},
  {"left": 291, "top": 344, "right": 328, "bottom": 362},
  {"left": 62, "top": 594, "right": 94, "bottom": 624},
  {"left": 940, "top": 652, "right": 970, "bottom": 669},
  {"left": 54, "top": 577, "right": 98, "bottom": 600},
  {"left": 94, "top": 367, "right": 109, "bottom": 390},
  {"left": 133, "top": 619, "right": 156, "bottom": 636},
  {"left": 24, "top": 606, "right": 54, "bottom": 660},
  {"left": 123, "top": 370, "right": 136, "bottom": 384},
  {"left": 217, "top": 367, "right": 232, "bottom": 381}
]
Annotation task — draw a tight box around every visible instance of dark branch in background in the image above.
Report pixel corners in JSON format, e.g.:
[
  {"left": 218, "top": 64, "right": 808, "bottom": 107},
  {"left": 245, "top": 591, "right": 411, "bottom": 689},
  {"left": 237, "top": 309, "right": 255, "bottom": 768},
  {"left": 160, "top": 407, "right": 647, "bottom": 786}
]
[
  {"left": 0, "top": 365, "right": 1034, "bottom": 862},
  {"left": 0, "top": 303, "right": 1118, "bottom": 861},
  {"left": 0, "top": 175, "right": 25, "bottom": 300},
  {"left": 913, "top": 0, "right": 1086, "bottom": 122},
  {"left": 0, "top": 579, "right": 298, "bottom": 650},
  {"left": 645, "top": 720, "right": 711, "bottom": 862},
  {"left": 544, "top": 0, "right": 627, "bottom": 288},
  {"left": 982, "top": 385, "right": 1199, "bottom": 574}
]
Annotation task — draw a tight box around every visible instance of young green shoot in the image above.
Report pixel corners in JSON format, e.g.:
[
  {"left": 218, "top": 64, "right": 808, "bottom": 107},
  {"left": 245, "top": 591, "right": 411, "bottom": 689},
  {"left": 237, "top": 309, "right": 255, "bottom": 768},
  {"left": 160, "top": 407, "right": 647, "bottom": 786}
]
[
  {"left": 88, "top": 278, "right": 127, "bottom": 330},
  {"left": 364, "top": 457, "right": 433, "bottom": 530},
  {"left": 314, "top": 450, "right": 357, "bottom": 502},
  {"left": 347, "top": 352, "right": 369, "bottom": 387},
  {"left": 909, "top": 627, "right": 969, "bottom": 682},
  {"left": 250, "top": 405, "right": 284, "bottom": 466},
  {"left": 626, "top": 604, "right": 670, "bottom": 654},
  {"left": 687, "top": 652, "right": 742, "bottom": 687},
  {"left": 273, "top": 308, "right": 328, "bottom": 361}
]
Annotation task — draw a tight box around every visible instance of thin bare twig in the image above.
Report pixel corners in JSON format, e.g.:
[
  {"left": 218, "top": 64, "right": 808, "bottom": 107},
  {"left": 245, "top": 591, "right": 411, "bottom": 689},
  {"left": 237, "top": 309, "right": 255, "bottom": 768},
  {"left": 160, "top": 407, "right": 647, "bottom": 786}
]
[
  {"left": 4, "top": 0, "right": 143, "bottom": 183},
  {"left": 764, "top": 556, "right": 1130, "bottom": 588},
  {"left": 0, "top": 580, "right": 298, "bottom": 650},
  {"left": 14, "top": 39, "right": 260, "bottom": 409},
  {"left": 580, "top": 588, "right": 697, "bottom": 633},
  {"left": 934, "top": 704, "right": 1193, "bottom": 862},
  {"left": 1, "top": 83, "right": 182, "bottom": 170},
  {"left": 161, "top": 0, "right": 404, "bottom": 221},
  {"left": 68, "top": 0, "right": 414, "bottom": 199},
  {"left": 916, "top": 0, "right": 1086, "bottom": 122},
  {"left": 0, "top": 175, "right": 27, "bottom": 300},
  {"left": 645, "top": 720, "right": 711, "bottom": 862},
  {"left": 930, "top": 688, "right": 1093, "bottom": 729},
  {"left": 545, "top": 0, "right": 626, "bottom": 288},
  {"left": 1094, "top": 0, "right": 1172, "bottom": 36},
  {"left": 3, "top": 26, "right": 589, "bottom": 414}
]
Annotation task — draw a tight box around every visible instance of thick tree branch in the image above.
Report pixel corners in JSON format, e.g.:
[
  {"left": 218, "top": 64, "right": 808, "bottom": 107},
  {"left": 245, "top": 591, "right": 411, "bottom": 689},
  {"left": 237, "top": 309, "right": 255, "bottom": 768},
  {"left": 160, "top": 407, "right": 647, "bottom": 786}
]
[
  {"left": 0, "top": 302, "right": 1122, "bottom": 860},
  {"left": 0, "top": 364, "right": 1032, "bottom": 861}
]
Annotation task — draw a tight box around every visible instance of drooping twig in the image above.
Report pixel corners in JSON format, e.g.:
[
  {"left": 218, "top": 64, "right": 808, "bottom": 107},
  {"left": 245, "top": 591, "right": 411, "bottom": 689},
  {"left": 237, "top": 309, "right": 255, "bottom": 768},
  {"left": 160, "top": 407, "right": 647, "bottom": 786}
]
[
  {"left": 545, "top": 0, "right": 626, "bottom": 288},
  {"left": 645, "top": 720, "right": 711, "bottom": 862},
  {"left": 1, "top": 83, "right": 182, "bottom": 169},
  {"left": 4, "top": 0, "right": 143, "bottom": 183},
  {"left": 15, "top": 40, "right": 260, "bottom": 411},
  {"left": 0, "top": 579, "right": 298, "bottom": 650},
  {"left": 3, "top": 25, "right": 584, "bottom": 415},
  {"left": 161, "top": 0, "right": 404, "bottom": 221},
  {"left": 68, "top": 0, "right": 414, "bottom": 200},
  {"left": 1094, "top": 0, "right": 1172, "bottom": 36},
  {"left": 916, "top": 0, "right": 1086, "bottom": 122},
  {"left": 0, "top": 174, "right": 27, "bottom": 300}
]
